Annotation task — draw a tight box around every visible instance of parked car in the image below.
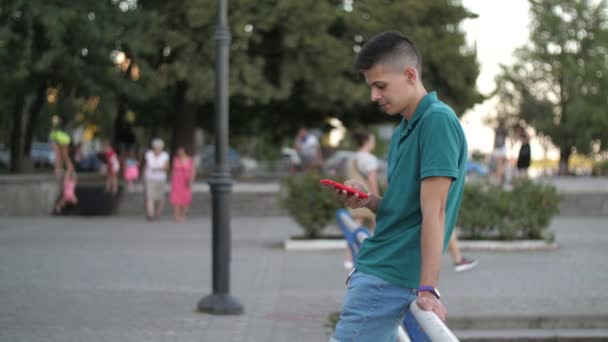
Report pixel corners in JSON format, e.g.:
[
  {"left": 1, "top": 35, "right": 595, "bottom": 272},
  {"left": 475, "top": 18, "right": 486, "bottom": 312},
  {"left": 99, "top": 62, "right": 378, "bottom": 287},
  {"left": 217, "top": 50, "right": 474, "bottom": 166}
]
[
  {"left": 0, "top": 142, "right": 55, "bottom": 168},
  {"left": 199, "top": 145, "right": 243, "bottom": 177},
  {"left": 0, "top": 144, "right": 9, "bottom": 167},
  {"left": 30, "top": 142, "right": 55, "bottom": 167}
]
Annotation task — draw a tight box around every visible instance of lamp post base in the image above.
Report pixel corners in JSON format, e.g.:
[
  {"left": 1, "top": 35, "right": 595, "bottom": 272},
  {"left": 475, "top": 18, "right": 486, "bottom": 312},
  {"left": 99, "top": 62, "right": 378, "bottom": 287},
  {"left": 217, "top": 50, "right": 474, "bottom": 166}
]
[{"left": 197, "top": 294, "right": 244, "bottom": 315}]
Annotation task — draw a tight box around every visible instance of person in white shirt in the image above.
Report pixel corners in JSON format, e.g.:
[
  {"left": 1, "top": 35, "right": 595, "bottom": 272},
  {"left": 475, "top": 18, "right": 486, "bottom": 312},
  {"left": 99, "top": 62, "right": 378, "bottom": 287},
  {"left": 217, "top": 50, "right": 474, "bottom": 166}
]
[
  {"left": 343, "top": 130, "right": 380, "bottom": 269},
  {"left": 294, "top": 127, "right": 323, "bottom": 172},
  {"left": 144, "top": 138, "right": 169, "bottom": 220},
  {"left": 347, "top": 130, "right": 380, "bottom": 227},
  {"left": 491, "top": 120, "right": 509, "bottom": 185}
]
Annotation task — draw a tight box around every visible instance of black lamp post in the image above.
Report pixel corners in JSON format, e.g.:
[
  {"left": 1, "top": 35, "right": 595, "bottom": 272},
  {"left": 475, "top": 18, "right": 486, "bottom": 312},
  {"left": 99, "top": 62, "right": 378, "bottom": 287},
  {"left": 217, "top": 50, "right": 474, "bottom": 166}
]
[{"left": 197, "top": 0, "right": 243, "bottom": 315}]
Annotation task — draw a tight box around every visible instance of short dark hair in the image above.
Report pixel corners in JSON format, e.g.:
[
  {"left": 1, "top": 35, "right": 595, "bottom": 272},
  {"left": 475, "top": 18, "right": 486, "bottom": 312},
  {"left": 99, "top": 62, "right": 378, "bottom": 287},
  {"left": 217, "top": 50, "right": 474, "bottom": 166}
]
[
  {"left": 352, "top": 130, "right": 372, "bottom": 148},
  {"left": 354, "top": 31, "right": 422, "bottom": 75}
]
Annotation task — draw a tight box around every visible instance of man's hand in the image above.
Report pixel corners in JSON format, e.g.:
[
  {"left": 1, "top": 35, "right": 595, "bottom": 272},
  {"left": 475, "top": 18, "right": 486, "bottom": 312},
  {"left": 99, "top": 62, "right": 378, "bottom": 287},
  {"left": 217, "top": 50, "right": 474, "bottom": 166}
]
[
  {"left": 335, "top": 180, "right": 370, "bottom": 208},
  {"left": 416, "top": 291, "right": 447, "bottom": 321}
]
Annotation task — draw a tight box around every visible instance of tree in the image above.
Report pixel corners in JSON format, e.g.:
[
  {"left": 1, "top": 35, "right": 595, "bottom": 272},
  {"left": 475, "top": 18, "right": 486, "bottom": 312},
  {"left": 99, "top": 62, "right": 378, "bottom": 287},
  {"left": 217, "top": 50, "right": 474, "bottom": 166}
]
[
  {"left": 1, "top": 0, "right": 483, "bottom": 171},
  {"left": 496, "top": 0, "right": 608, "bottom": 175},
  {"left": 0, "top": 1, "right": 131, "bottom": 172},
  {"left": 109, "top": 0, "right": 217, "bottom": 153},
  {"left": 225, "top": 0, "right": 482, "bottom": 139},
  {"left": 1, "top": 1, "right": 49, "bottom": 172},
  {"left": 130, "top": 0, "right": 482, "bottom": 148}
]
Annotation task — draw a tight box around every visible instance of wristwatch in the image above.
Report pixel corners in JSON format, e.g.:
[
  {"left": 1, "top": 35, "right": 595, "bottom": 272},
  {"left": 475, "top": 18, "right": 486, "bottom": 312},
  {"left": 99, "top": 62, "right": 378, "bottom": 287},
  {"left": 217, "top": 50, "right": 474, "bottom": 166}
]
[{"left": 418, "top": 285, "right": 441, "bottom": 299}]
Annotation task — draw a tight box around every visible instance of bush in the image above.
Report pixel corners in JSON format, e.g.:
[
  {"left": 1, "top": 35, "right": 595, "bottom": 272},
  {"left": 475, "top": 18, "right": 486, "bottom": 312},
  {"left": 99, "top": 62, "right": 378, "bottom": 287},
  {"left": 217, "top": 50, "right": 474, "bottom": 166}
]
[
  {"left": 279, "top": 173, "right": 342, "bottom": 238},
  {"left": 593, "top": 160, "right": 608, "bottom": 176},
  {"left": 458, "top": 179, "right": 560, "bottom": 240}
]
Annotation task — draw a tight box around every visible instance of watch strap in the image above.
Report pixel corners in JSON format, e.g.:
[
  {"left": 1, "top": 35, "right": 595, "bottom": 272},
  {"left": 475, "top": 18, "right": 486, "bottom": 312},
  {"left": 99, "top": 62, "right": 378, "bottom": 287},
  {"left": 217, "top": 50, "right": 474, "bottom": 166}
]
[{"left": 418, "top": 285, "right": 441, "bottom": 299}]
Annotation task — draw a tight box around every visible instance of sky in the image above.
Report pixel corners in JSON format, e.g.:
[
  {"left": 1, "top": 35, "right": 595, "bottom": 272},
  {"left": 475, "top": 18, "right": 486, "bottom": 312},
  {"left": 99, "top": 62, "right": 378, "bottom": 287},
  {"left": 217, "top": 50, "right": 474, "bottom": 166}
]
[{"left": 460, "top": 0, "right": 531, "bottom": 155}]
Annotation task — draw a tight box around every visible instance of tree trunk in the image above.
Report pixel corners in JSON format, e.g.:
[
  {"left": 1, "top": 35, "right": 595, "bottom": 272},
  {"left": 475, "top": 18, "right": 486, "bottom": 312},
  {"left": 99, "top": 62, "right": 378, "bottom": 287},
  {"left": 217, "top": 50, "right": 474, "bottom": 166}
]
[
  {"left": 113, "top": 98, "right": 128, "bottom": 148},
  {"left": 24, "top": 84, "right": 47, "bottom": 154},
  {"left": 558, "top": 146, "right": 572, "bottom": 176},
  {"left": 10, "top": 95, "right": 27, "bottom": 173},
  {"left": 171, "top": 80, "right": 196, "bottom": 155},
  {"left": 113, "top": 55, "right": 134, "bottom": 147},
  {"left": 9, "top": 86, "right": 44, "bottom": 173}
]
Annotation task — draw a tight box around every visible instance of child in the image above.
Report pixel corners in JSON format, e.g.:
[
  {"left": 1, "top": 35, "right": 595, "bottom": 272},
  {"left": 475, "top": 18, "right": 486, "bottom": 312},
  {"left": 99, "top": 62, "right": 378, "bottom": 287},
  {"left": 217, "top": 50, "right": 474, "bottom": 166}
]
[
  {"left": 102, "top": 140, "right": 120, "bottom": 194},
  {"left": 54, "top": 169, "right": 78, "bottom": 214},
  {"left": 49, "top": 115, "right": 74, "bottom": 176},
  {"left": 123, "top": 149, "right": 139, "bottom": 192}
]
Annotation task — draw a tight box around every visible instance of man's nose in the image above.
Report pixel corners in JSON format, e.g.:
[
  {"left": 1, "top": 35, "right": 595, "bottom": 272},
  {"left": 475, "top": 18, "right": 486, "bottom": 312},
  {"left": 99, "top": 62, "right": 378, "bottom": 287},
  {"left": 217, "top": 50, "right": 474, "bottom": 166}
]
[{"left": 370, "top": 88, "right": 381, "bottom": 102}]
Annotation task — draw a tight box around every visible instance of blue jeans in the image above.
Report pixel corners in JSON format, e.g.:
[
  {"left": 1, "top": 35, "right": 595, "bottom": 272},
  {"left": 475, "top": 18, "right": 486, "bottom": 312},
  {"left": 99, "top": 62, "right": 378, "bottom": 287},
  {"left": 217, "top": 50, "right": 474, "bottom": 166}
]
[{"left": 331, "top": 270, "right": 417, "bottom": 342}]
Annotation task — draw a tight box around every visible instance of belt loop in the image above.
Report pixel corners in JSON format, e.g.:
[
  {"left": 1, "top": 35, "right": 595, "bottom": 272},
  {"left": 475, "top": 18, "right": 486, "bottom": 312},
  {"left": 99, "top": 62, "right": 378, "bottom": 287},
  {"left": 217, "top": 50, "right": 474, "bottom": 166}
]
[{"left": 345, "top": 268, "right": 356, "bottom": 285}]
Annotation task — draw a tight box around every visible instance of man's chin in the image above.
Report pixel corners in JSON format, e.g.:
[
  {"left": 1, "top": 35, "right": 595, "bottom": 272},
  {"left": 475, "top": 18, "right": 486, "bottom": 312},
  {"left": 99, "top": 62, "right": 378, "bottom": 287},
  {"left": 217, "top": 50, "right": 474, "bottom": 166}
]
[
  {"left": 383, "top": 109, "right": 400, "bottom": 116},
  {"left": 378, "top": 104, "right": 401, "bottom": 115},
  {"left": 379, "top": 106, "right": 392, "bottom": 114}
]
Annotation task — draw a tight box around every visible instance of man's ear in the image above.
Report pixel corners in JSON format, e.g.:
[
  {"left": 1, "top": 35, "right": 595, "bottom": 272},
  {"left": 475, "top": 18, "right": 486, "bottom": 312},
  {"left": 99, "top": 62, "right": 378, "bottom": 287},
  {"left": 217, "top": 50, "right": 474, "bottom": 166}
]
[{"left": 404, "top": 67, "right": 418, "bottom": 83}]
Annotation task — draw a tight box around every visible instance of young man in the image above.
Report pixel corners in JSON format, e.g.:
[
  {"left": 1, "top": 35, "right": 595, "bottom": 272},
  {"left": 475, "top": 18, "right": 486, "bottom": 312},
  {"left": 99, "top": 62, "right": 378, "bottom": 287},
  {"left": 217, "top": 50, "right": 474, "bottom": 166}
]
[{"left": 331, "top": 31, "right": 468, "bottom": 341}]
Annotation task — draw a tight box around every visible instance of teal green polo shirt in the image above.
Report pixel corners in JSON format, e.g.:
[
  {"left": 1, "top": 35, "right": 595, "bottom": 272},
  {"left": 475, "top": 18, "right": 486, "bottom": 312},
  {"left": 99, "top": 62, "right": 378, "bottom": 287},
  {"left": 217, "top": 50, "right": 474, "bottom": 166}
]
[{"left": 356, "top": 91, "right": 468, "bottom": 289}]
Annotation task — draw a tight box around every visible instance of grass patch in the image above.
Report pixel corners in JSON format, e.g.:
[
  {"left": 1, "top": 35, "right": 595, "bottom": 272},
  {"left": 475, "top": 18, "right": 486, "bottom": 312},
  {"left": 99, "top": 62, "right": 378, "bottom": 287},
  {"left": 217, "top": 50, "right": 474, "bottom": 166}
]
[{"left": 326, "top": 311, "right": 340, "bottom": 332}]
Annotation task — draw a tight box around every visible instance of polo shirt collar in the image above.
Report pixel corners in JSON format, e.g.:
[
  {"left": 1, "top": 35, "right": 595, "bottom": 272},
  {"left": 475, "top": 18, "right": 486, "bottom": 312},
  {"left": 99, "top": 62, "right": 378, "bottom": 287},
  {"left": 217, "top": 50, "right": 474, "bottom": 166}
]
[{"left": 399, "top": 91, "right": 438, "bottom": 140}]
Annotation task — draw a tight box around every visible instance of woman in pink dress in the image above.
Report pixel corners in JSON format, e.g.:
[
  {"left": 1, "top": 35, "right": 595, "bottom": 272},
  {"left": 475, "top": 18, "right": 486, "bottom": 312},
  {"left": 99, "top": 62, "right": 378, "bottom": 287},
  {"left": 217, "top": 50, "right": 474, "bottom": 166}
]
[{"left": 170, "top": 147, "right": 196, "bottom": 222}]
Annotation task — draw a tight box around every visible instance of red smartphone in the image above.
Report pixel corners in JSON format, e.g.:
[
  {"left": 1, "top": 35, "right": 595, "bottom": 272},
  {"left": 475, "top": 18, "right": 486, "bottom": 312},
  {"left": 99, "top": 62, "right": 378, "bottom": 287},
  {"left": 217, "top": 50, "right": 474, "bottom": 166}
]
[{"left": 319, "top": 179, "right": 369, "bottom": 199}]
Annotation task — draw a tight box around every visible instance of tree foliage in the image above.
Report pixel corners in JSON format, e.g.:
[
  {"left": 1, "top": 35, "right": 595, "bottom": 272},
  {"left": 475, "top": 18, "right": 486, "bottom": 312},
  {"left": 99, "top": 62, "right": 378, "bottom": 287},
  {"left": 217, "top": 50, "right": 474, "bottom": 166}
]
[
  {"left": 0, "top": 0, "right": 134, "bottom": 171},
  {"left": 0, "top": 0, "right": 482, "bottom": 172},
  {"left": 496, "top": 0, "right": 608, "bottom": 174},
  {"left": 223, "top": 0, "right": 483, "bottom": 138}
]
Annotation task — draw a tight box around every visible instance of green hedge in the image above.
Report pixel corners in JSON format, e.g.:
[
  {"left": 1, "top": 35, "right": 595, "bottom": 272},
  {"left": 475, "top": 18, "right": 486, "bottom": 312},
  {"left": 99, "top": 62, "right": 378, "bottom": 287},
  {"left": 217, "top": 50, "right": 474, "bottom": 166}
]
[
  {"left": 280, "top": 175, "right": 560, "bottom": 241},
  {"left": 458, "top": 179, "right": 560, "bottom": 240},
  {"left": 593, "top": 160, "right": 608, "bottom": 176},
  {"left": 279, "top": 174, "right": 342, "bottom": 238}
]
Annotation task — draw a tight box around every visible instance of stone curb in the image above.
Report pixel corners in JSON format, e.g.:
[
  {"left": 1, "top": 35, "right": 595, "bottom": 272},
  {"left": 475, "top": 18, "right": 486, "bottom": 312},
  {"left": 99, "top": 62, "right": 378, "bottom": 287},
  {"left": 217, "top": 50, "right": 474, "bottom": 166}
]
[
  {"left": 284, "top": 239, "right": 346, "bottom": 251},
  {"left": 448, "top": 315, "right": 608, "bottom": 330},
  {"left": 458, "top": 240, "right": 557, "bottom": 251},
  {"left": 454, "top": 328, "right": 608, "bottom": 342},
  {"left": 284, "top": 239, "right": 557, "bottom": 251}
]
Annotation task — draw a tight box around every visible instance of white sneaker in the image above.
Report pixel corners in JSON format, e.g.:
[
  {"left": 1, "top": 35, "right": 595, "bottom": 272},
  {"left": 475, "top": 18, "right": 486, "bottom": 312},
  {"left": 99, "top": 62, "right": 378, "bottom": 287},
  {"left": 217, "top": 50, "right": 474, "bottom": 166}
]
[{"left": 453, "top": 257, "right": 479, "bottom": 272}]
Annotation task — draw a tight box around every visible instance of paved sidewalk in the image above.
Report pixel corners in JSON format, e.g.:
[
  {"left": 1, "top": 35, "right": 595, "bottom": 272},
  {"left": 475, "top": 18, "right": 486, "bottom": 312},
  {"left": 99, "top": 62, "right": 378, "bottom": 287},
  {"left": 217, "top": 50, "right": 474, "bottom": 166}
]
[
  {"left": 127, "top": 176, "right": 608, "bottom": 194},
  {"left": 0, "top": 216, "right": 607, "bottom": 341}
]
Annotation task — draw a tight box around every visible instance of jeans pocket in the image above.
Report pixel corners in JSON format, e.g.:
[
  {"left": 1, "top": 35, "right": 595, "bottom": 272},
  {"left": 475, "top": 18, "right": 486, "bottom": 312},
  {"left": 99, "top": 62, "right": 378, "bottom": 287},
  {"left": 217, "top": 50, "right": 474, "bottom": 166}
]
[
  {"left": 392, "top": 291, "right": 416, "bottom": 325},
  {"left": 346, "top": 270, "right": 360, "bottom": 290},
  {"left": 392, "top": 303, "right": 409, "bottom": 325}
]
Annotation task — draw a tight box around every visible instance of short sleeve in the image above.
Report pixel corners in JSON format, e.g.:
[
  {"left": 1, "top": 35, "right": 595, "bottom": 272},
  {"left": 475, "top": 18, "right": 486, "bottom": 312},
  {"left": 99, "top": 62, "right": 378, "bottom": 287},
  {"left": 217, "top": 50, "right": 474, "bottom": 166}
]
[
  {"left": 419, "top": 110, "right": 462, "bottom": 180},
  {"left": 356, "top": 153, "right": 379, "bottom": 174}
]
